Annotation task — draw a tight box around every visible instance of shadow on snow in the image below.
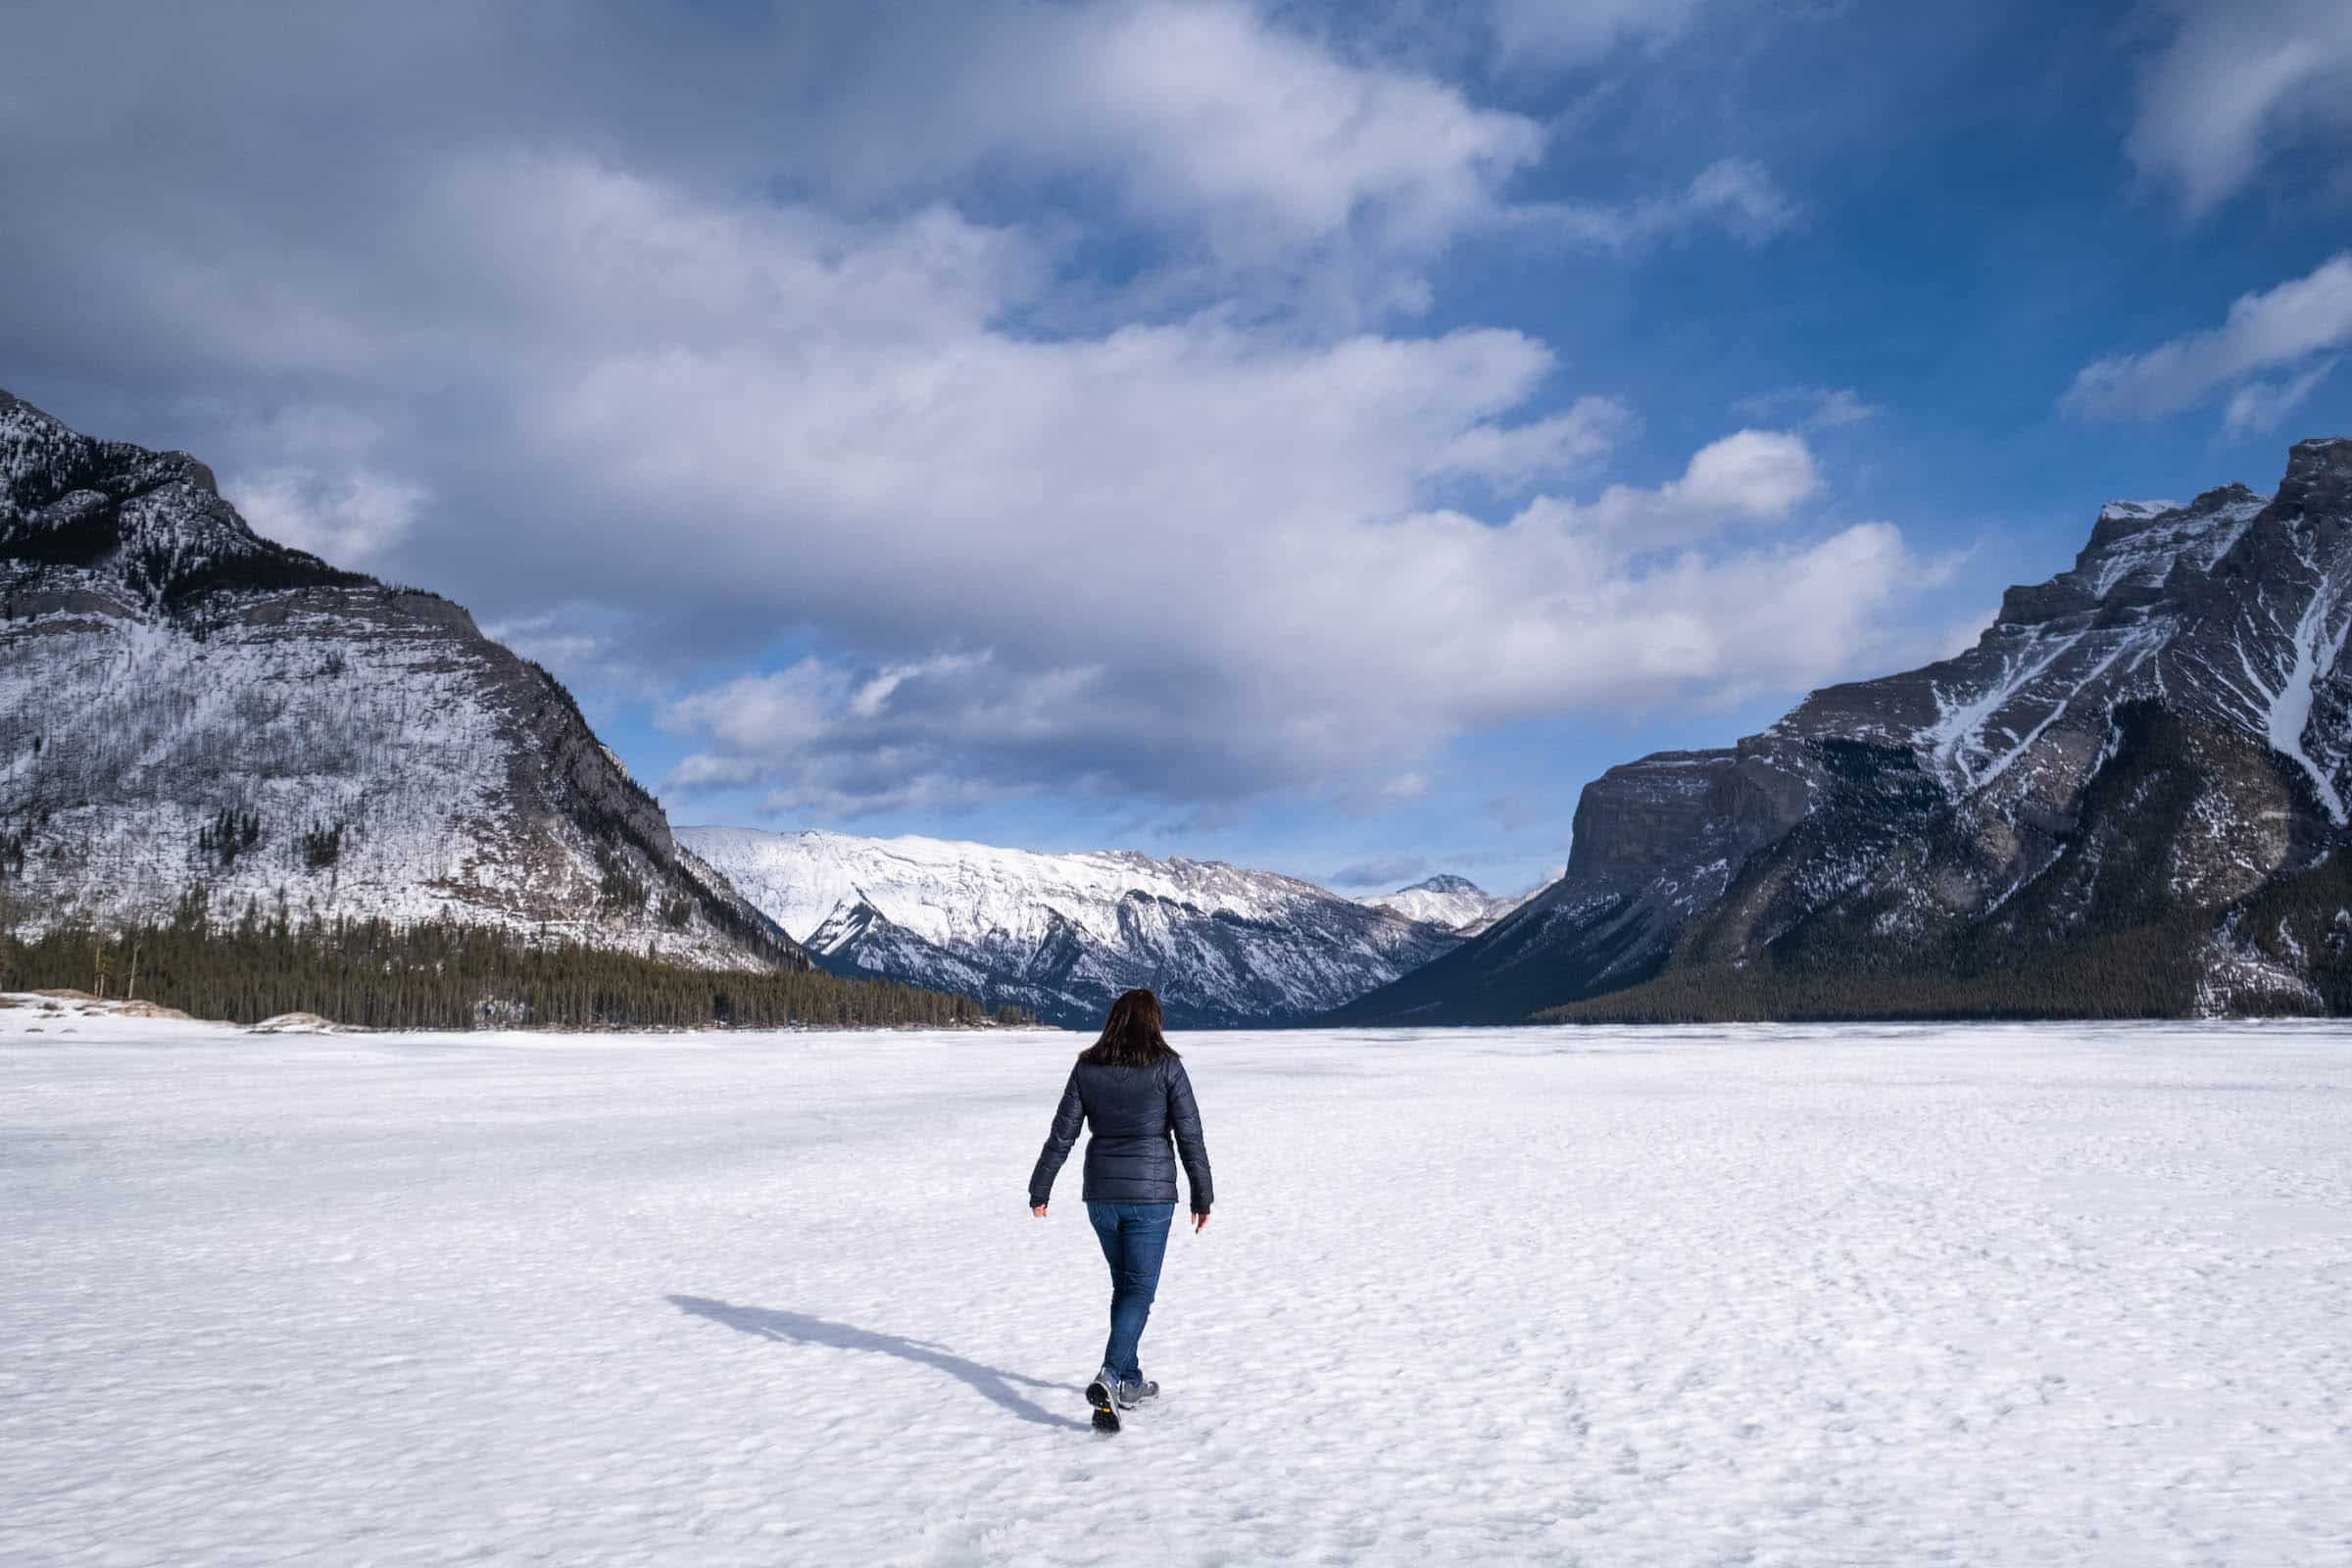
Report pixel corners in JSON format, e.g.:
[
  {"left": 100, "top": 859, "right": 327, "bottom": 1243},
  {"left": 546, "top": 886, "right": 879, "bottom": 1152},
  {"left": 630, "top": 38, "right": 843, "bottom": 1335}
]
[{"left": 664, "top": 1295, "right": 1091, "bottom": 1432}]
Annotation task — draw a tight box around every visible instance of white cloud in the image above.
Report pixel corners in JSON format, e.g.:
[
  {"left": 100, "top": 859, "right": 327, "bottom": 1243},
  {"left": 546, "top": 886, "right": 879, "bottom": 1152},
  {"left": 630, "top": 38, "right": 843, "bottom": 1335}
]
[
  {"left": 1504, "top": 429, "right": 1823, "bottom": 551},
  {"left": 2128, "top": 0, "right": 2352, "bottom": 216},
  {"left": 848, "top": 654, "right": 988, "bottom": 721},
  {"left": 303, "top": 152, "right": 1902, "bottom": 811},
  {"left": 1430, "top": 397, "right": 1641, "bottom": 490},
  {"left": 1051, "top": 2, "right": 1544, "bottom": 254},
  {"left": 2223, "top": 359, "right": 2338, "bottom": 436},
  {"left": 1517, "top": 158, "right": 1800, "bottom": 254},
  {"left": 0, "top": 3, "right": 1907, "bottom": 821},
  {"left": 1381, "top": 771, "right": 1432, "bottom": 802},
  {"left": 219, "top": 399, "right": 425, "bottom": 564},
  {"left": 663, "top": 662, "right": 860, "bottom": 789},
  {"left": 227, "top": 466, "right": 423, "bottom": 564},
  {"left": 797, "top": 0, "right": 1549, "bottom": 312},
  {"left": 2062, "top": 252, "right": 2352, "bottom": 422},
  {"left": 1734, "top": 386, "right": 1880, "bottom": 430}
]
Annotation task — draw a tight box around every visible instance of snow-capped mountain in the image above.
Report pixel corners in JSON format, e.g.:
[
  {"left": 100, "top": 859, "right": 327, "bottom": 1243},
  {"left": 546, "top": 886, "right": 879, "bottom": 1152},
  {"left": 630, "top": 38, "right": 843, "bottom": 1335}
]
[
  {"left": 678, "top": 826, "right": 1460, "bottom": 1026},
  {"left": 1356, "top": 874, "right": 1526, "bottom": 935},
  {"left": 0, "top": 389, "right": 803, "bottom": 970},
  {"left": 1336, "top": 438, "right": 2352, "bottom": 1022}
]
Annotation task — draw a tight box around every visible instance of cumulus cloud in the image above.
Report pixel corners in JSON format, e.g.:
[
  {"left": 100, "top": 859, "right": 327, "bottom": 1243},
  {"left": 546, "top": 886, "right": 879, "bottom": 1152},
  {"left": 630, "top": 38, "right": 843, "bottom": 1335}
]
[
  {"left": 0, "top": 0, "right": 1899, "bottom": 824},
  {"left": 2062, "top": 252, "right": 2352, "bottom": 423},
  {"left": 1502, "top": 429, "right": 1824, "bottom": 551},
  {"left": 636, "top": 270, "right": 1910, "bottom": 809},
  {"left": 1037, "top": 2, "right": 1545, "bottom": 258},
  {"left": 2128, "top": 0, "right": 2352, "bottom": 216},
  {"left": 228, "top": 466, "right": 425, "bottom": 564},
  {"left": 220, "top": 401, "right": 424, "bottom": 564}
]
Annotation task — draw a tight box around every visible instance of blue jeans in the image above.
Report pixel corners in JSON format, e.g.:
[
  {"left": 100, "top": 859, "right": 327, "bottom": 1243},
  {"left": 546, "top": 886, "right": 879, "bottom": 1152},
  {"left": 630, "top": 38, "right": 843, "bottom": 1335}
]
[{"left": 1086, "top": 1201, "right": 1173, "bottom": 1384}]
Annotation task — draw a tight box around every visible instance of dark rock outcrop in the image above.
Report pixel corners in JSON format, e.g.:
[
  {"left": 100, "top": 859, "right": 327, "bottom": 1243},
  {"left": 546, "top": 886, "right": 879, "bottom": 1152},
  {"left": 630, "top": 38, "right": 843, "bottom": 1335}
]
[{"left": 1334, "top": 439, "right": 2352, "bottom": 1022}]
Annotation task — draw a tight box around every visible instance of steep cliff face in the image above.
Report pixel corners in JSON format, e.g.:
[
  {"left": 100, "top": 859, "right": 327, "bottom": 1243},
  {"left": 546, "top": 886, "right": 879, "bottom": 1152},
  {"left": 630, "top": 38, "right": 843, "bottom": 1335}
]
[
  {"left": 1334, "top": 439, "right": 2352, "bottom": 1023},
  {"left": 679, "top": 826, "right": 1461, "bottom": 1027},
  {"left": 0, "top": 390, "right": 804, "bottom": 969}
]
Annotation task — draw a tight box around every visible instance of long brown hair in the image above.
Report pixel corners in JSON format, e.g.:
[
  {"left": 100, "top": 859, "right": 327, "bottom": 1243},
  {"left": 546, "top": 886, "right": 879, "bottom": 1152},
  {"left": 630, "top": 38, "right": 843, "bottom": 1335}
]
[{"left": 1080, "top": 988, "right": 1180, "bottom": 1067}]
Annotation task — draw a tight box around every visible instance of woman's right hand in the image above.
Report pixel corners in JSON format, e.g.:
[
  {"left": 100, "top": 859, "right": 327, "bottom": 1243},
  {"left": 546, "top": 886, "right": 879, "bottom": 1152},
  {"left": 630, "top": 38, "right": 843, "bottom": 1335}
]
[{"left": 1031, "top": 1204, "right": 1049, "bottom": 1218}]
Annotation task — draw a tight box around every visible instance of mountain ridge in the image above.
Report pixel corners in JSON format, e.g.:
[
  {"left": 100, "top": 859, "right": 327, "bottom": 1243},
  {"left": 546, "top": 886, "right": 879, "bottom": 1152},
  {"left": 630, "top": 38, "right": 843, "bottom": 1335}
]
[
  {"left": 1332, "top": 436, "right": 2352, "bottom": 1024},
  {"left": 0, "top": 389, "right": 807, "bottom": 973},
  {"left": 679, "top": 825, "right": 1460, "bottom": 1027}
]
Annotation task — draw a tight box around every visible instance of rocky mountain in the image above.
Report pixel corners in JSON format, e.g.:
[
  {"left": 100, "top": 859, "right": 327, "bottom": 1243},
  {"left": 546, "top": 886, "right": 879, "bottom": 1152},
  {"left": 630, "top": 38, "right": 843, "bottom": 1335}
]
[
  {"left": 1357, "top": 874, "right": 1526, "bottom": 935},
  {"left": 0, "top": 390, "right": 805, "bottom": 970},
  {"left": 1333, "top": 438, "right": 2352, "bottom": 1023},
  {"left": 678, "top": 826, "right": 1460, "bottom": 1027}
]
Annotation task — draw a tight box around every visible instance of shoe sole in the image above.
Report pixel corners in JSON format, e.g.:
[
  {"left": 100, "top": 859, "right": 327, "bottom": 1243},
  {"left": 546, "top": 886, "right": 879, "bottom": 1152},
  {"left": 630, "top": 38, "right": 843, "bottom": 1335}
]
[{"left": 1086, "top": 1378, "right": 1119, "bottom": 1434}]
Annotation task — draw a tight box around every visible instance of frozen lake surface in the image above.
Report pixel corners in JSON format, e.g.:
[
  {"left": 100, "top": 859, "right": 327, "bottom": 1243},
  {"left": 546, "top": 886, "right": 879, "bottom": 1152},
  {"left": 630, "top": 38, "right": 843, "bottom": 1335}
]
[{"left": 5, "top": 1006, "right": 2350, "bottom": 1565}]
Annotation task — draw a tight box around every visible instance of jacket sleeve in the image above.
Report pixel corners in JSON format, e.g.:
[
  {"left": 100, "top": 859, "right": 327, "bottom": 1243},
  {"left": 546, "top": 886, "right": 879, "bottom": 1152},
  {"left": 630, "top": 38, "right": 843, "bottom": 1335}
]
[
  {"left": 1167, "top": 1060, "right": 1213, "bottom": 1214},
  {"left": 1027, "top": 1066, "right": 1085, "bottom": 1207}
]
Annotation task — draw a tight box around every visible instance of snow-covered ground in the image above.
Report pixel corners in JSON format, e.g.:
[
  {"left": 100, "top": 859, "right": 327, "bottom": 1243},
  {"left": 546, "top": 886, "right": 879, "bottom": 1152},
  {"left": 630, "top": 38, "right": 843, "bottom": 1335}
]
[{"left": 6, "top": 1007, "right": 2350, "bottom": 1566}]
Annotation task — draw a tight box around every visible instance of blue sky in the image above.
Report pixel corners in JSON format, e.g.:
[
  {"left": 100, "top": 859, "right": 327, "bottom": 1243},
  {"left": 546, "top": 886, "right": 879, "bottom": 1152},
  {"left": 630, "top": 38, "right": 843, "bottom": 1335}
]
[{"left": 4, "top": 0, "right": 2350, "bottom": 897}]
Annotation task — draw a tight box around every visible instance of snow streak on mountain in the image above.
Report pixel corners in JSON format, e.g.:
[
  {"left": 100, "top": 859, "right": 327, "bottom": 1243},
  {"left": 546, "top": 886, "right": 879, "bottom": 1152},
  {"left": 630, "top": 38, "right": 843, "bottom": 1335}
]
[
  {"left": 679, "top": 827, "right": 1460, "bottom": 1027},
  {"left": 1336, "top": 438, "right": 2352, "bottom": 1023},
  {"left": 0, "top": 390, "right": 803, "bottom": 970},
  {"left": 1356, "top": 874, "right": 1530, "bottom": 936}
]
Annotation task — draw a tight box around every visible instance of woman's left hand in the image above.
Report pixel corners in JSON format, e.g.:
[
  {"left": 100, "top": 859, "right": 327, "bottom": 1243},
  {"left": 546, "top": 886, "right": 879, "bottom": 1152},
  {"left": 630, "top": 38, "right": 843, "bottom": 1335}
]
[{"left": 1031, "top": 1204, "right": 1049, "bottom": 1218}]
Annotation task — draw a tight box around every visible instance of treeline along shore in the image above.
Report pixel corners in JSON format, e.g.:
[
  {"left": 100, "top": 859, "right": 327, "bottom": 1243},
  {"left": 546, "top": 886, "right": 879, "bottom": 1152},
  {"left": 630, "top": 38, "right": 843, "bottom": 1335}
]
[{"left": 0, "top": 898, "right": 1030, "bottom": 1031}]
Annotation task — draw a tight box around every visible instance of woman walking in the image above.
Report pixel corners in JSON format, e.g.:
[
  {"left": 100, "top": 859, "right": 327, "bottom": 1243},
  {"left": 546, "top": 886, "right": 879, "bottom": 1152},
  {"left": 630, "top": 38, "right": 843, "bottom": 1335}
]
[{"left": 1028, "top": 988, "right": 1213, "bottom": 1433}]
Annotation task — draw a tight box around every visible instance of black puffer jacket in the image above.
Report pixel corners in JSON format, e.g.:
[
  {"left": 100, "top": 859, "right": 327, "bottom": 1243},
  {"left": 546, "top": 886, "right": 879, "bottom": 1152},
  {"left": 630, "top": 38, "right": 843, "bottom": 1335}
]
[{"left": 1029, "top": 1055, "right": 1213, "bottom": 1213}]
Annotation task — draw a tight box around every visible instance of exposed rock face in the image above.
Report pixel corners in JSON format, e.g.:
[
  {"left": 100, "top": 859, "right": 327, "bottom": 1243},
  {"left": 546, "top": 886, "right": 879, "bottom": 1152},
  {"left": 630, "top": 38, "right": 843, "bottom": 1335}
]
[
  {"left": 1334, "top": 439, "right": 2352, "bottom": 1022},
  {"left": 679, "top": 826, "right": 1461, "bottom": 1027},
  {"left": 0, "top": 390, "right": 804, "bottom": 969}
]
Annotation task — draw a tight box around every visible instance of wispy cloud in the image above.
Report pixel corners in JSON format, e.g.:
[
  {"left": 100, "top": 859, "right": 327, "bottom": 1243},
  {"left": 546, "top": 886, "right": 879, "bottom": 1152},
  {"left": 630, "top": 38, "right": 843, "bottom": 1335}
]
[
  {"left": 1429, "top": 397, "right": 1641, "bottom": 492},
  {"left": 2223, "top": 358, "right": 2339, "bottom": 436},
  {"left": 2062, "top": 252, "right": 2352, "bottom": 424},
  {"left": 1734, "top": 386, "right": 1880, "bottom": 430},
  {"left": 2127, "top": 0, "right": 2352, "bottom": 217},
  {"left": 1515, "top": 158, "right": 1800, "bottom": 254}
]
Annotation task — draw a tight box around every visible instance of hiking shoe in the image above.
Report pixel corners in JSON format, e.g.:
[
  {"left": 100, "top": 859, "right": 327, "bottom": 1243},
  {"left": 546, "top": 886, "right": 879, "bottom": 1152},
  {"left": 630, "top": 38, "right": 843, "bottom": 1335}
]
[
  {"left": 1115, "top": 1378, "right": 1158, "bottom": 1409},
  {"left": 1085, "top": 1368, "right": 1121, "bottom": 1433}
]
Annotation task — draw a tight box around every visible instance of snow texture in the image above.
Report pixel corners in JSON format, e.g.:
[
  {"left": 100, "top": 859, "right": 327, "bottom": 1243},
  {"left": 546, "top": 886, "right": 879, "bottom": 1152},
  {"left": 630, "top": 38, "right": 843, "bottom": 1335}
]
[
  {"left": 7, "top": 1007, "right": 2351, "bottom": 1565},
  {"left": 682, "top": 827, "right": 1396, "bottom": 951},
  {"left": 1356, "top": 873, "right": 1525, "bottom": 934},
  {"left": 680, "top": 826, "right": 1455, "bottom": 1024},
  {"left": 1, "top": 389, "right": 796, "bottom": 969}
]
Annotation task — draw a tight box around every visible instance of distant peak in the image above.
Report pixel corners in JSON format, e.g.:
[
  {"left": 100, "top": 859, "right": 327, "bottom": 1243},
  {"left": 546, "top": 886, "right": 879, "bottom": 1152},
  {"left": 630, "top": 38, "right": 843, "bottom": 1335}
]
[{"left": 1402, "top": 873, "right": 1485, "bottom": 895}]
